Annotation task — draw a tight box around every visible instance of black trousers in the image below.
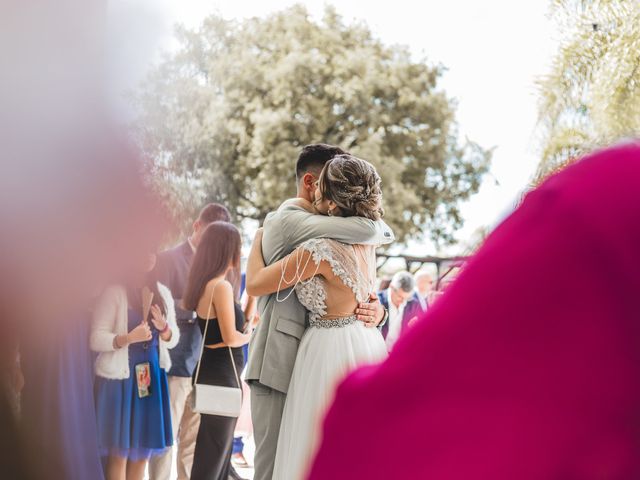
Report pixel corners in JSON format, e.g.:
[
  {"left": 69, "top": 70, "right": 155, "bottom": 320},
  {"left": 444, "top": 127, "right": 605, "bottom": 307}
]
[{"left": 190, "top": 413, "right": 238, "bottom": 480}]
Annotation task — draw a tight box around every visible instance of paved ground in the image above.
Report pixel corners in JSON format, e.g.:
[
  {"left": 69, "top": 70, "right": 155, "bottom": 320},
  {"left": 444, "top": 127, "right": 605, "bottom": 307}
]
[
  {"left": 233, "top": 436, "right": 255, "bottom": 479},
  {"left": 145, "top": 436, "right": 256, "bottom": 480}
]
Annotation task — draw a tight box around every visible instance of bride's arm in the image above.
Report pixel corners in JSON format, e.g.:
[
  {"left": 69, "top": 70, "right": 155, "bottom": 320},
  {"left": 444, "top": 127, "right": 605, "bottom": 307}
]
[{"left": 246, "top": 229, "right": 327, "bottom": 297}]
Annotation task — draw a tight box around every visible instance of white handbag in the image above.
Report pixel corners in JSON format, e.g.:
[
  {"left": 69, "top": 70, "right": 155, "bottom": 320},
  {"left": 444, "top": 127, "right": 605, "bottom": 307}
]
[{"left": 191, "top": 287, "right": 242, "bottom": 417}]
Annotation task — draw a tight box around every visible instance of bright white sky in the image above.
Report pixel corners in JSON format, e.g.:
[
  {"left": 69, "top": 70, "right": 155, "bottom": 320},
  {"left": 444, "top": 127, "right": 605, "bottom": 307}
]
[{"left": 108, "top": 0, "right": 558, "bottom": 255}]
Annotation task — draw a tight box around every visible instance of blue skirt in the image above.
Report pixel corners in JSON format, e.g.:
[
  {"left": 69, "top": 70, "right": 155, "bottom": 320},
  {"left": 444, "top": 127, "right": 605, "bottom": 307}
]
[{"left": 95, "top": 341, "right": 173, "bottom": 461}]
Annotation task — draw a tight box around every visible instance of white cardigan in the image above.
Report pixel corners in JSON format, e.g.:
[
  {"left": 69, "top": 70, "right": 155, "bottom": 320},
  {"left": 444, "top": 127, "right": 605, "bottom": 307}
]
[{"left": 91, "top": 283, "right": 180, "bottom": 379}]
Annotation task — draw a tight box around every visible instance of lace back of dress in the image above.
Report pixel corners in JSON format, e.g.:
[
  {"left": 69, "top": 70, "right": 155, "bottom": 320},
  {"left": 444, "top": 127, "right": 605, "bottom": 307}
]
[
  {"left": 275, "top": 239, "right": 376, "bottom": 316},
  {"left": 327, "top": 242, "right": 375, "bottom": 304}
]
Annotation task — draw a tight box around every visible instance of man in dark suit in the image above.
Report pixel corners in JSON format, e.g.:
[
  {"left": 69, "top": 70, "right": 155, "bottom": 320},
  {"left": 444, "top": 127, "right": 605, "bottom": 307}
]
[
  {"left": 402, "top": 270, "right": 434, "bottom": 327},
  {"left": 148, "top": 203, "right": 231, "bottom": 480},
  {"left": 379, "top": 271, "right": 415, "bottom": 351}
]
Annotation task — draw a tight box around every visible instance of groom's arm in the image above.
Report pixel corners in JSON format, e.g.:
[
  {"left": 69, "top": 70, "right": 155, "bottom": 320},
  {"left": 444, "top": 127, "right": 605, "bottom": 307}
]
[{"left": 283, "top": 210, "right": 395, "bottom": 249}]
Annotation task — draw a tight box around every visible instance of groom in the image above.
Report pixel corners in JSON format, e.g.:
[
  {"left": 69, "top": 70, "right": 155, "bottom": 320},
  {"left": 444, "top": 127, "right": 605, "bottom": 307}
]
[{"left": 246, "top": 144, "right": 395, "bottom": 480}]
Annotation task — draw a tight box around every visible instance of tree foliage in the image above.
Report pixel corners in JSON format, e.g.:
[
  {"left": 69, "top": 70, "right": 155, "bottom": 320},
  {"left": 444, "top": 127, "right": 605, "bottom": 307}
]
[
  {"left": 137, "top": 5, "right": 490, "bottom": 243},
  {"left": 536, "top": 0, "right": 640, "bottom": 179}
]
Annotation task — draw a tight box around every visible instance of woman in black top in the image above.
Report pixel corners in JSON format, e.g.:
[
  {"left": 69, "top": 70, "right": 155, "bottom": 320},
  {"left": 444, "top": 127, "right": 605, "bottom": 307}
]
[{"left": 183, "top": 222, "right": 255, "bottom": 480}]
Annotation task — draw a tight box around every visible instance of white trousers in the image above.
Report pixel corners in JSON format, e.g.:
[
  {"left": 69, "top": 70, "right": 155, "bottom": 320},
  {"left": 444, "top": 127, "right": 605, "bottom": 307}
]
[{"left": 148, "top": 375, "right": 201, "bottom": 480}]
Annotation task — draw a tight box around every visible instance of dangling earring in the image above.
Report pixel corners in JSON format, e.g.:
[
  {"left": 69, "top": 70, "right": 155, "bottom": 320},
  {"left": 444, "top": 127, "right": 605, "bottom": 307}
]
[{"left": 327, "top": 208, "right": 334, "bottom": 216}]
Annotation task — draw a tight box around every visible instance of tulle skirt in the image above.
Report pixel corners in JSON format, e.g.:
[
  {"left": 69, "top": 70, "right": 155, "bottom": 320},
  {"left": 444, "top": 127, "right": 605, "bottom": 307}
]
[{"left": 272, "top": 321, "right": 387, "bottom": 480}]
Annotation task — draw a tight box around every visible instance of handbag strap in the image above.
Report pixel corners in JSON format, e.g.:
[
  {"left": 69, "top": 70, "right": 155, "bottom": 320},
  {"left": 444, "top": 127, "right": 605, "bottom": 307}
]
[
  {"left": 193, "top": 284, "right": 242, "bottom": 390},
  {"left": 227, "top": 340, "right": 241, "bottom": 390}
]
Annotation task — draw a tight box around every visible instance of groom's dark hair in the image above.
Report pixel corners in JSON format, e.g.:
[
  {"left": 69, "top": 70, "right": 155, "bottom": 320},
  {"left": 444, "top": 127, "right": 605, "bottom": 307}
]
[{"left": 296, "top": 143, "right": 348, "bottom": 180}]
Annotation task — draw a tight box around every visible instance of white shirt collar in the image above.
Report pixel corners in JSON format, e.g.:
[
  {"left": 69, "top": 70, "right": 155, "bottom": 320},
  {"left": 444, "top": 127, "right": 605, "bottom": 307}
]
[{"left": 385, "top": 288, "right": 405, "bottom": 311}]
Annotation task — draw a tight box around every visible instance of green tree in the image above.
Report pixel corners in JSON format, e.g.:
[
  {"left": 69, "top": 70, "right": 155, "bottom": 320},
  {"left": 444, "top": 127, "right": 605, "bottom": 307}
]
[
  {"left": 536, "top": 0, "right": 640, "bottom": 179},
  {"left": 137, "top": 5, "right": 490, "bottom": 243}
]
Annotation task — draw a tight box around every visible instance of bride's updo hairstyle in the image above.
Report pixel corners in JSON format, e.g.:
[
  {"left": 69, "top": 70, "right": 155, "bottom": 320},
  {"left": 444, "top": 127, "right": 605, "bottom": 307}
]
[{"left": 318, "top": 154, "right": 384, "bottom": 220}]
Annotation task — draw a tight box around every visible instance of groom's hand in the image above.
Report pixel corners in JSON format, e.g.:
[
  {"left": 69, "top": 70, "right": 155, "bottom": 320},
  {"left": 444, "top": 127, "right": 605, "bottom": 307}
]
[{"left": 356, "top": 293, "right": 386, "bottom": 328}]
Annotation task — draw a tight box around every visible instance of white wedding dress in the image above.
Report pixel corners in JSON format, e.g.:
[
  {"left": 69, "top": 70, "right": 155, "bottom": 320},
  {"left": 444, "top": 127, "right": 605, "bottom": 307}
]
[{"left": 272, "top": 239, "right": 388, "bottom": 480}]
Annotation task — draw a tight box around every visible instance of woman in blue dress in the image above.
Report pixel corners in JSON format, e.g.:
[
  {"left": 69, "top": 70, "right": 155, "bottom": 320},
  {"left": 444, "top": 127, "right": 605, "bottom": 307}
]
[{"left": 91, "top": 254, "right": 179, "bottom": 480}]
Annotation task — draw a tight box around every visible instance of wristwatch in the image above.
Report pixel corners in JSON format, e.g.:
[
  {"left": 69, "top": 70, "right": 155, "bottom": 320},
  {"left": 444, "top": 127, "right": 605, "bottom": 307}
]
[{"left": 378, "top": 306, "right": 389, "bottom": 328}]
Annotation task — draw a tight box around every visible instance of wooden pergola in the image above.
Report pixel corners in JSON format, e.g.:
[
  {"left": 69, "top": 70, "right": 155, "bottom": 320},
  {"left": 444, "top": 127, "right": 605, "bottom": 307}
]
[{"left": 376, "top": 253, "right": 469, "bottom": 289}]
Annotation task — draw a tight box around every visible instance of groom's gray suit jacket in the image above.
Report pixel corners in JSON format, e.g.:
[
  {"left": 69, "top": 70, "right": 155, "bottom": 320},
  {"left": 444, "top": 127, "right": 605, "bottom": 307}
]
[{"left": 245, "top": 199, "right": 395, "bottom": 393}]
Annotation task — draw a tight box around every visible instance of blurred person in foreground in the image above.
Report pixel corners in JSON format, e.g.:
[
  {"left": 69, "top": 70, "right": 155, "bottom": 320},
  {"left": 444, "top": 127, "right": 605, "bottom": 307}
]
[
  {"left": 182, "top": 222, "right": 257, "bottom": 480},
  {"left": 148, "top": 203, "right": 233, "bottom": 480},
  {"left": 7, "top": 123, "right": 169, "bottom": 480},
  {"left": 308, "top": 142, "right": 640, "bottom": 480},
  {"left": 91, "top": 254, "right": 179, "bottom": 480},
  {"left": 8, "top": 137, "right": 169, "bottom": 480},
  {"left": 378, "top": 271, "right": 415, "bottom": 351},
  {"left": 0, "top": 1, "right": 169, "bottom": 479}
]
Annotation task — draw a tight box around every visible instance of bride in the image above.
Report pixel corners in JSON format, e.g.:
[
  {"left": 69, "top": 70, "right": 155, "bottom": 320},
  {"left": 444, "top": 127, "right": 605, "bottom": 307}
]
[{"left": 246, "top": 154, "right": 388, "bottom": 480}]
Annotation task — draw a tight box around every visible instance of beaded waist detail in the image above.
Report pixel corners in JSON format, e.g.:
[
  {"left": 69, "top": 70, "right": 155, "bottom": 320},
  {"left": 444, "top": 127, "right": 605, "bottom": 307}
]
[{"left": 309, "top": 315, "right": 357, "bottom": 329}]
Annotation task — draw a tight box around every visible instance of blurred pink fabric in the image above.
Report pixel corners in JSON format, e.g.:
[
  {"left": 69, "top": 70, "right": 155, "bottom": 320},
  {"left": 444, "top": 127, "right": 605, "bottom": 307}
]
[{"left": 308, "top": 143, "right": 640, "bottom": 480}]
